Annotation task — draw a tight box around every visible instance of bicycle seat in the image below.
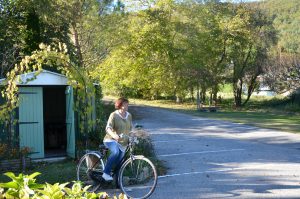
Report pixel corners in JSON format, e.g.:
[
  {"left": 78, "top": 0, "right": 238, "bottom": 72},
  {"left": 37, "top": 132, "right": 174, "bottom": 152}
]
[{"left": 99, "top": 144, "right": 108, "bottom": 150}]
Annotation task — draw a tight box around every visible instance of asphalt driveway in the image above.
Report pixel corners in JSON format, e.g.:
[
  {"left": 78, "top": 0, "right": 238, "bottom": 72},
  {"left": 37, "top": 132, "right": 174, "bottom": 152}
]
[{"left": 131, "top": 105, "right": 300, "bottom": 199}]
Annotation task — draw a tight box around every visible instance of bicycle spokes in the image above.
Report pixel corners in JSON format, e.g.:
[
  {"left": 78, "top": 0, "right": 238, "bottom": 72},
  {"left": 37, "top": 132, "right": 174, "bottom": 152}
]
[
  {"left": 120, "top": 157, "right": 157, "bottom": 199},
  {"left": 77, "top": 153, "right": 105, "bottom": 192}
]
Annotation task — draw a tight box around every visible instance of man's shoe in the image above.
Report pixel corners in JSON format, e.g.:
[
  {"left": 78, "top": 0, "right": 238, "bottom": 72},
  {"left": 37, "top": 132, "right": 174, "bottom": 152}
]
[{"left": 102, "top": 173, "right": 113, "bottom": 181}]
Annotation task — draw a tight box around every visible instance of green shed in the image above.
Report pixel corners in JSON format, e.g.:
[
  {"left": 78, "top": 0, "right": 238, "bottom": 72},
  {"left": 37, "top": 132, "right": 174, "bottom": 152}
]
[{"left": 2, "top": 70, "right": 77, "bottom": 159}]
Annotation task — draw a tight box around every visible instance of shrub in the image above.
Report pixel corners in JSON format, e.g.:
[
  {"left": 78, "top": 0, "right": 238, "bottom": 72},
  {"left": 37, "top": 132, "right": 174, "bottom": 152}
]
[
  {"left": 0, "top": 172, "right": 128, "bottom": 199},
  {"left": 132, "top": 129, "right": 156, "bottom": 158},
  {"left": 288, "top": 91, "right": 300, "bottom": 105},
  {"left": 0, "top": 172, "right": 43, "bottom": 198},
  {"left": 0, "top": 144, "right": 32, "bottom": 160}
]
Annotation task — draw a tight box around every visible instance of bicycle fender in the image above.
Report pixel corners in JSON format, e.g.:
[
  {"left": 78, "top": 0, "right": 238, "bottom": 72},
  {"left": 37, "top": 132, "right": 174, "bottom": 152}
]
[
  {"left": 134, "top": 155, "right": 145, "bottom": 158},
  {"left": 132, "top": 155, "right": 145, "bottom": 160},
  {"left": 84, "top": 151, "right": 102, "bottom": 158}
]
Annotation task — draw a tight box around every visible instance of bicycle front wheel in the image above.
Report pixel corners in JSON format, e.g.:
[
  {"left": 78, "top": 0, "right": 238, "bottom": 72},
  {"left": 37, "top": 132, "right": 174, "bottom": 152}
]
[
  {"left": 77, "top": 152, "right": 105, "bottom": 192},
  {"left": 119, "top": 156, "right": 157, "bottom": 199}
]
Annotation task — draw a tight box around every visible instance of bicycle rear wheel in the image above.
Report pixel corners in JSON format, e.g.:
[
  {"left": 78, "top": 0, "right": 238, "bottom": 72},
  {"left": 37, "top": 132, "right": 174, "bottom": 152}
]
[
  {"left": 77, "top": 152, "right": 105, "bottom": 192},
  {"left": 119, "top": 156, "right": 157, "bottom": 199}
]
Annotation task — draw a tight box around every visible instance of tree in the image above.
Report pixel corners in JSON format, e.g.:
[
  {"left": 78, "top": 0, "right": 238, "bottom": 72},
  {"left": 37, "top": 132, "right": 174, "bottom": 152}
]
[
  {"left": 261, "top": 0, "right": 300, "bottom": 54},
  {"left": 0, "top": 0, "right": 75, "bottom": 77},
  {"left": 37, "top": 0, "right": 118, "bottom": 147},
  {"left": 224, "top": 3, "right": 276, "bottom": 106},
  {"left": 97, "top": 0, "right": 277, "bottom": 107},
  {"left": 260, "top": 0, "right": 300, "bottom": 95},
  {"left": 98, "top": 0, "right": 182, "bottom": 99},
  {"left": 263, "top": 52, "right": 300, "bottom": 94},
  {"left": 0, "top": 0, "right": 117, "bottom": 150}
]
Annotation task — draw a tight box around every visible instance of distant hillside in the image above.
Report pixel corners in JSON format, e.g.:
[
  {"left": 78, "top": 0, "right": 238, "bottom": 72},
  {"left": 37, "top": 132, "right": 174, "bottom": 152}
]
[{"left": 260, "top": 0, "right": 300, "bottom": 53}]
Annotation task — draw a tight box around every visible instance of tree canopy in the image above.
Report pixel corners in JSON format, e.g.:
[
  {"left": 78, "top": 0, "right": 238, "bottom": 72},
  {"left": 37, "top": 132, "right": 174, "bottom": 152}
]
[
  {"left": 258, "top": 0, "right": 300, "bottom": 94},
  {"left": 0, "top": 0, "right": 299, "bottom": 109},
  {"left": 95, "top": 0, "right": 277, "bottom": 106}
]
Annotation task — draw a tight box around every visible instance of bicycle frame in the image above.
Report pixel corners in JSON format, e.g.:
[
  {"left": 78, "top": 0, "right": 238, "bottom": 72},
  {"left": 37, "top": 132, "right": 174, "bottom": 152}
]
[
  {"left": 112, "top": 138, "right": 144, "bottom": 176},
  {"left": 77, "top": 133, "right": 157, "bottom": 198},
  {"left": 79, "top": 134, "right": 146, "bottom": 180}
]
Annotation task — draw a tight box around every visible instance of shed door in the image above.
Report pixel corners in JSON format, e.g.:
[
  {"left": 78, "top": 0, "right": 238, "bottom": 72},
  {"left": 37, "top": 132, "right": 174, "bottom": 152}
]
[
  {"left": 19, "top": 87, "right": 44, "bottom": 159},
  {"left": 66, "top": 86, "right": 75, "bottom": 158}
]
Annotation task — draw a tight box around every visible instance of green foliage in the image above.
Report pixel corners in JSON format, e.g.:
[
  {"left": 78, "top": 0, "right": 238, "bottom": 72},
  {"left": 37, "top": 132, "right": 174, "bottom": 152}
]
[
  {"left": 219, "top": 2, "right": 276, "bottom": 106},
  {"left": 77, "top": 100, "right": 115, "bottom": 154},
  {"left": 0, "top": 0, "right": 298, "bottom": 138},
  {"left": 134, "top": 138, "right": 155, "bottom": 158},
  {"left": 131, "top": 128, "right": 156, "bottom": 158},
  {"left": 35, "top": 182, "right": 108, "bottom": 199},
  {"left": 0, "top": 172, "right": 127, "bottom": 199},
  {"left": 0, "top": 172, "right": 43, "bottom": 199},
  {"left": 97, "top": 1, "right": 276, "bottom": 107},
  {"left": 261, "top": 0, "right": 300, "bottom": 53},
  {"left": 97, "top": 0, "right": 183, "bottom": 98},
  {"left": 0, "top": 0, "right": 75, "bottom": 78},
  {"left": 0, "top": 0, "right": 116, "bottom": 151},
  {"left": 258, "top": 0, "right": 300, "bottom": 95},
  {"left": 35, "top": 182, "right": 67, "bottom": 199}
]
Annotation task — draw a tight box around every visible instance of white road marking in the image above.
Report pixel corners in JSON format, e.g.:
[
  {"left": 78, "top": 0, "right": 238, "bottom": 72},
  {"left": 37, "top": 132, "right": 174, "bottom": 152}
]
[
  {"left": 157, "top": 148, "right": 245, "bottom": 157},
  {"left": 158, "top": 168, "right": 238, "bottom": 179},
  {"left": 158, "top": 163, "right": 285, "bottom": 179},
  {"left": 153, "top": 139, "right": 198, "bottom": 143}
]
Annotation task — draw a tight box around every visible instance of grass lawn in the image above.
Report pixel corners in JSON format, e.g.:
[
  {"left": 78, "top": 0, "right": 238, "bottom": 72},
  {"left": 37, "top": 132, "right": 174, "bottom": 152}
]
[
  {"left": 0, "top": 159, "right": 77, "bottom": 184},
  {"left": 30, "top": 159, "right": 77, "bottom": 184},
  {"left": 0, "top": 157, "right": 167, "bottom": 184},
  {"left": 129, "top": 97, "right": 300, "bottom": 133},
  {"left": 188, "top": 110, "right": 300, "bottom": 133}
]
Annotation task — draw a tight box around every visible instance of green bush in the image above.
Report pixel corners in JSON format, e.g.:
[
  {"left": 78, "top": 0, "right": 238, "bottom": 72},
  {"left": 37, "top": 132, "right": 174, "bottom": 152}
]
[
  {"left": 289, "top": 92, "right": 300, "bottom": 105},
  {"left": 76, "top": 102, "right": 115, "bottom": 158},
  {"left": 0, "top": 172, "right": 128, "bottom": 199}
]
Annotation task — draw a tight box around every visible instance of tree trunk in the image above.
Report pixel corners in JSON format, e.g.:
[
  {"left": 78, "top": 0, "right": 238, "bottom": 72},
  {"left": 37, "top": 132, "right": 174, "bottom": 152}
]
[
  {"left": 233, "top": 78, "right": 243, "bottom": 107},
  {"left": 71, "top": 23, "right": 84, "bottom": 67},
  {"left": 212, "top": 85, "right": 218, "bottom": 106},
  {"left": 196, "top": 85, "right": 201, "bottom": 110},
  {"left": 209, "top": 92, "right": 213, "bottom": 106},
  {"left": 197, "top": 92, "right": 201, "bottom": 109},
  {"left": 190, "top": 86, "right": 194, "bottom": 102},
  {"left": 243, "top": 76, "right": 258, "bottom": 106},
  {"left": 200, "top": 86, "right": 206, "bottom": 103},
  {"left": 176, "top": 95, "right": 182, "bottom": 103}
]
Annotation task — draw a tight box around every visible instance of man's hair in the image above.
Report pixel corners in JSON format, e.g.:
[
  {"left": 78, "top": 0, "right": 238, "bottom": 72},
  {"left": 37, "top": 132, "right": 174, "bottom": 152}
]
[{"left": 115, "top": 97, "right": 129, "bottom": 109}]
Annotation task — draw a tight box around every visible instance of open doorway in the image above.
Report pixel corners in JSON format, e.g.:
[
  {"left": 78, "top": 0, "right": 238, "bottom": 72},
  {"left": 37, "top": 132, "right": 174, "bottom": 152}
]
[{"left": 43, "top": 86, "right": 67, "bottom": 157}]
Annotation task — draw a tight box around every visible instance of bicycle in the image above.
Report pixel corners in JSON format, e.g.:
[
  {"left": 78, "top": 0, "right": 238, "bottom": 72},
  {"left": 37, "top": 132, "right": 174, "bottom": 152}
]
[{"left": 77, "top": 132, "right": 158, "bottom": 199}]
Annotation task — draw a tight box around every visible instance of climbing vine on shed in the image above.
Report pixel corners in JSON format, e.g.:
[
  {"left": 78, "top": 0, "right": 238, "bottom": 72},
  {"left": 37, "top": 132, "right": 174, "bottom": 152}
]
[{"left": 0, "top": 43, "right": 95, "bottom": 144}]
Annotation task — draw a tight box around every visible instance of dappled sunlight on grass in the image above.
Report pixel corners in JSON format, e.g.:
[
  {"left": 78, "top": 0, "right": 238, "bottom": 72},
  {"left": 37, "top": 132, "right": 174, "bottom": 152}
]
[
  {"left": 128, "top": 97, "right": 300, "bottom": 133},
  {"left": 192, "top": 112, "right": 300, "bottom": 133}
]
